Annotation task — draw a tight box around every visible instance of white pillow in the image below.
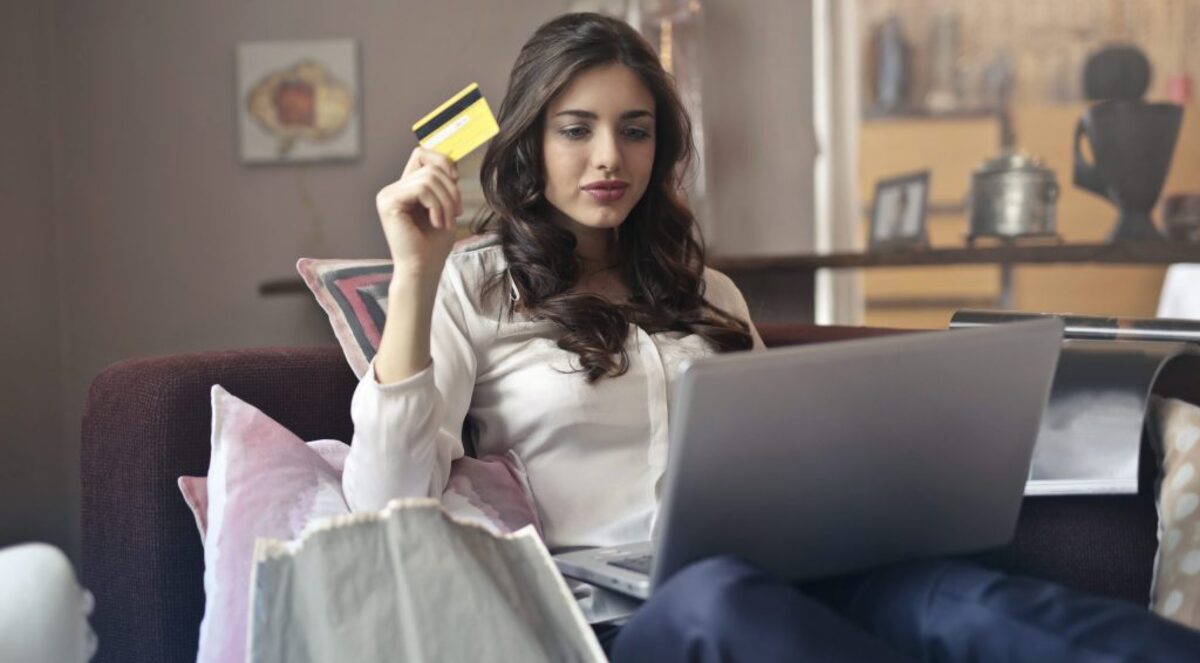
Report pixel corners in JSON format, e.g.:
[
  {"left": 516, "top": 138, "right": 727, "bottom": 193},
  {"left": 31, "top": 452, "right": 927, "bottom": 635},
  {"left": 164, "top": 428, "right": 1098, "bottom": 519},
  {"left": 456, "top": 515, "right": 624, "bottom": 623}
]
[{"left": 195, "top": 385, "right": 350, "bottom": 663}]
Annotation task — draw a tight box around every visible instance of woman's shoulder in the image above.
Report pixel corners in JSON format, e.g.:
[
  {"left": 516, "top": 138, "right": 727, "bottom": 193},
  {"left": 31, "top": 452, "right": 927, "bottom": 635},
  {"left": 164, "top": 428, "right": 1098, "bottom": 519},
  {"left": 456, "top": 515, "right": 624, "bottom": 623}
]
[
  {"left": 701, "top": 266, "right": 761, "bottom": 346},
  {"left": 440, "top": 233, "right": 509, "bottom": 316},
  {"left": 449, "top": 232, "right": 505, "bottom": 262},
  {"left": 701, "top": 266, "right": 744, "bottom": 310},
  {"left": 443, "top": 233, "right": 507, "bottom": 281}
]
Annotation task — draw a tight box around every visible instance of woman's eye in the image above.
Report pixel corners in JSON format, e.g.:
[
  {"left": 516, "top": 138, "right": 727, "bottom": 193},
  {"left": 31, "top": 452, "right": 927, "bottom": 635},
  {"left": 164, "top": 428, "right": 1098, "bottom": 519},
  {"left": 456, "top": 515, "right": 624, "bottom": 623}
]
[
  {"left": 559, "top": 126, "right": 590, "bottom": 140},
  {"left": 623, "top": 126, "right": 652, "bottom": 141}
]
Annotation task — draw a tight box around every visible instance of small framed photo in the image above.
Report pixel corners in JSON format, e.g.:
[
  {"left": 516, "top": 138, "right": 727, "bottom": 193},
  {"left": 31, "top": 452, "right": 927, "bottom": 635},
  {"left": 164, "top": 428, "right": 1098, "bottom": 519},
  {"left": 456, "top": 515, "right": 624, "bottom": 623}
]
[{"left": 869, "top": 170, "right": 930, "bottom": 250}]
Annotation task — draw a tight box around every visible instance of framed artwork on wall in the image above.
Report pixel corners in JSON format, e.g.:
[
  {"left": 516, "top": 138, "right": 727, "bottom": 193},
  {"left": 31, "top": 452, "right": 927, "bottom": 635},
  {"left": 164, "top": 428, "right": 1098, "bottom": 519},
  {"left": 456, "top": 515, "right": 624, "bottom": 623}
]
[
  {"left": 236, "top": 39, "right": 361, "bottom": 164},
  {"left": 869, "top": 170, "right": 930, "bottom": 250}
]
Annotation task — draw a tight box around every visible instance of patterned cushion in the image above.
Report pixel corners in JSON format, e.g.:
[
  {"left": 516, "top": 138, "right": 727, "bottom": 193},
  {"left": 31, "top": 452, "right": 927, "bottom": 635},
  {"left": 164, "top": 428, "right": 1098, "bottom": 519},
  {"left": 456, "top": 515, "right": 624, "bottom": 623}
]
[
  {"left": 296, "top": 258, "right": 393, "bottom": 378},
  {"left": 297, "top": 235, "right": 496, "bottom": 378},
  {"left": 1149, "top": 396, "right": 1200, "bottom": 628}
]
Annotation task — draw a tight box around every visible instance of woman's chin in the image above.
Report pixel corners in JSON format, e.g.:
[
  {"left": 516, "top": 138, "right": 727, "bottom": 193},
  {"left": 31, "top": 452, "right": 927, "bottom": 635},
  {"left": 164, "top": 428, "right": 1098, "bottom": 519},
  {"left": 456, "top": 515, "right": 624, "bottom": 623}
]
[
  {"left": 548, "top": 200, "right": 632, "bottom": 234},
  {"left": 589, "top": 215, "right": 627, "bottom": 230},
  {"left": 590, "top": 203, "right": 637, "bottom": 226},
  {"left": 565, "top": 211, "right": 628, "bottom": 232}
]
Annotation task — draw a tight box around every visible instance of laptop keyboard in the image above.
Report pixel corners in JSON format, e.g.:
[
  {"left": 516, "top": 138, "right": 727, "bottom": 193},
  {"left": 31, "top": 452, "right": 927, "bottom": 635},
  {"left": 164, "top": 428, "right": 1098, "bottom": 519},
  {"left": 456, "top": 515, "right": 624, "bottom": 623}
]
[{"left": 607, "top": 553, "right": 654, "bottom": 575}]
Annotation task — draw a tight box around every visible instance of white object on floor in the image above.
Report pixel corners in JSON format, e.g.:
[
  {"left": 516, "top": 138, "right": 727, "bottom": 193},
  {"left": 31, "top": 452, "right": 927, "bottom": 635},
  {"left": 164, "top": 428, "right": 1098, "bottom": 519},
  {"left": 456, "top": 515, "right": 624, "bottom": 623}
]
[
  {"left": 1157, "top": 264, "right": 1200, "bottom": 319},
  {"left": 0, "top": 543, "right": 97, "bottom": 663}
]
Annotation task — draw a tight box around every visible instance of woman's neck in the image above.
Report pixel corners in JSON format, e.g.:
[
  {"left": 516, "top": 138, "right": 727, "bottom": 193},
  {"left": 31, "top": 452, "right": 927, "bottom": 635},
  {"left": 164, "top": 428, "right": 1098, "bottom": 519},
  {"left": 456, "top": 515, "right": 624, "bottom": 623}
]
[
  {"left": 570, "top": 227, "right": 619, "bottom": 273},
  {"left": 568, "top": 227, "right": 627, "bottom": 302},
  {"left": 546, "top": 202, "right": 620, "bottom": 266}
]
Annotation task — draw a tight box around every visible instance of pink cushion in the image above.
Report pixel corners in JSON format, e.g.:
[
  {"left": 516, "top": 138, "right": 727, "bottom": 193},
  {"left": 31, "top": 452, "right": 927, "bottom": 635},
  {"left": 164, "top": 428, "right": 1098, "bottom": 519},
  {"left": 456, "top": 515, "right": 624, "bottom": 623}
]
[
  {"left": 181, "top": 386, "right": 542, "bottom": 662},
  {"left": 179, "top": 454, "right": 542, "bottom": 543},
  {"left": 195, "top": 386, "right": 349, "bottom": 663},
  {"left": 443, "top": 453, "right": 544, "bottom": 535},
  {"left": 176, "top": 476, "right": 208, "bottom": 540}
]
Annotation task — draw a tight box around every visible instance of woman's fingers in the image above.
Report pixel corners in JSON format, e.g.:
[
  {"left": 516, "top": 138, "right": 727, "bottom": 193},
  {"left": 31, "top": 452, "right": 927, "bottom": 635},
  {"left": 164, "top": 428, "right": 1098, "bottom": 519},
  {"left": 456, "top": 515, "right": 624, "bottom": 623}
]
[
  {"left": 403, "top": 168, "right": 458, "bottom": 229},
  {"left": 417, "top": 147, "right": 458, "bottom": 181},
  {"left": 402, "top": 146, "right": 459, "bottom": 181},
  {"left": 416, "top": 186, "right": 445, "bottom": 229},
  {"left": 378, "top": 172, "right": 453, "bottom": 226},
  {"left": 400, "top": 147, "right": 424, "bottom": 178},
  {"left": 383, "top": 149, "right": 463, "bottom": 230},
  {"left": 422, "top": 167, "right": 462, "bottom": 221}
]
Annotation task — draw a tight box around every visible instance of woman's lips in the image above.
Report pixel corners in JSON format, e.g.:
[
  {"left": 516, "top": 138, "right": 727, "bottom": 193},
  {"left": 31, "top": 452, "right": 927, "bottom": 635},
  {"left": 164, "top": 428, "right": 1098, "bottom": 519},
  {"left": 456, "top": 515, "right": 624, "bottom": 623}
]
[{"left": 582, "top": 182, "right": 628, "bottom": 203}]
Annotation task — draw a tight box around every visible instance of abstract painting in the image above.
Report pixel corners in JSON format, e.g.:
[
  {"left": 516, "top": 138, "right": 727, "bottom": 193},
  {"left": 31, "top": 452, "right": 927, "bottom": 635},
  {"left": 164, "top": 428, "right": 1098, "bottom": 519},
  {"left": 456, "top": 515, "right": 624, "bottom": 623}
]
[{"left": 237, "top": 39, "right": 361, "bottom": 163}]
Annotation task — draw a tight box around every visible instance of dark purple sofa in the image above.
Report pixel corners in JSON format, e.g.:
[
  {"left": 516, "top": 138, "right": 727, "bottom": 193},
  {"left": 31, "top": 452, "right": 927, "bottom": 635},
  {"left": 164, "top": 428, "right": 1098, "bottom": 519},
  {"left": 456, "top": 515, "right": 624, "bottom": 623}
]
[{"left": 80, "top": 324, "right": 1164, "bottom": 663}]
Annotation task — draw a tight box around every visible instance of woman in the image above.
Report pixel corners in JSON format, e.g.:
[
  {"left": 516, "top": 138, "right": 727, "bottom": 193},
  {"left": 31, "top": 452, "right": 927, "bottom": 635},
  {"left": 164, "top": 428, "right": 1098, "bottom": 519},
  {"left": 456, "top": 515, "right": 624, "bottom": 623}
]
[{"left": 346, "top": 12, "right": 1200, "bottom": 662}]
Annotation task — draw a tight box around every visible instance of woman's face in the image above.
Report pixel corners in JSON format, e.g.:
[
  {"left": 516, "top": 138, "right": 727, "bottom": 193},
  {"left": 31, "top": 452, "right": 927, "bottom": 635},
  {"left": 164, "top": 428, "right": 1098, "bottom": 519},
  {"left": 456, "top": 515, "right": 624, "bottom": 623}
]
[{"left": 541, "top": 64, "right": 656, "bottom": 238}]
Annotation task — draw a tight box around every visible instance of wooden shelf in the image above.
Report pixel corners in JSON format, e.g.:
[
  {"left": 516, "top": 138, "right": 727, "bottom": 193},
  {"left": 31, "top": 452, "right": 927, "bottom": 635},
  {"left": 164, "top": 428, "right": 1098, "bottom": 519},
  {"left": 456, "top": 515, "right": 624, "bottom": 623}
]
[
  {"left": 862, "top": 107, "right": 1001, "bottom": 122},
  {"left": 259, "top": 278, "right": 310, "bottom": 296},
  {"left": 710, "top": 242, "right": 1200, "bottom": 272}
]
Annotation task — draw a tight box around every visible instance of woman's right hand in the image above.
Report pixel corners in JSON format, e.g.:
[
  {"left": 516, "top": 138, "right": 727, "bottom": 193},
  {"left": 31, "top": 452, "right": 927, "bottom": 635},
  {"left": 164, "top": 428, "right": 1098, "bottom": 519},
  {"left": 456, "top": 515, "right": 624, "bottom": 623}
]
[{"left": 375, "top": 147, "right": 463, "bottom": 280}]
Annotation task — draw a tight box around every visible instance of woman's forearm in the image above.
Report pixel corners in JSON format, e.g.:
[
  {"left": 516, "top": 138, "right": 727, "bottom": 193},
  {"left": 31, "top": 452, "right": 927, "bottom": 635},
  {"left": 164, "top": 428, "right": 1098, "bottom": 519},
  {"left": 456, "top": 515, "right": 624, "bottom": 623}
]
[{"left": 372, "top": 271, "right": 442, "bottom": 384}]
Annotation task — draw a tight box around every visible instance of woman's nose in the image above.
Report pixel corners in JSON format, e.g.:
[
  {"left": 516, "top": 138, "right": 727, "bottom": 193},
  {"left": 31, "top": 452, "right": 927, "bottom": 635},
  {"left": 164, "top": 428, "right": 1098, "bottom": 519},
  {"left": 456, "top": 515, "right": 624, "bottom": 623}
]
[{"left": 591, "top": 129, "right": 622, "bottom": 174}]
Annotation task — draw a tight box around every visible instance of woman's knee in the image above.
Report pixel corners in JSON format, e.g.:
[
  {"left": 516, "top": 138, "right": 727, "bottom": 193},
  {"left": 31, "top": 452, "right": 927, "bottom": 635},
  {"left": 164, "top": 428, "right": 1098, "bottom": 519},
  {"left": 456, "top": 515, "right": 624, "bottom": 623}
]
[
  {"left": 611, "top": 556, "right": 769, "bottom": 662},
  {"left": 614, "top": 556, "right": 912, "bottom": 663},
  {"left": 646, "top": 555, "right": 767, "bottom": 626},
  {"left": 844, "top": 558, "right": 1200, "bottom": 662},
  {"left": 615, "top": 556, "right": 765, "bottom": 639}
]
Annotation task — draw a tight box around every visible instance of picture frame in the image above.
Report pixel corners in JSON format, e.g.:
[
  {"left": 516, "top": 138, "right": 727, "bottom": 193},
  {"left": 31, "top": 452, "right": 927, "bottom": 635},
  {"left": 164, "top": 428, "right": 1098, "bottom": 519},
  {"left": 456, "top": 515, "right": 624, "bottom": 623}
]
[
  {"left": 869, "top": 170, "right": 930, "bottom": 250},
  {"left": 236, "top": 39, "right": 361, "bottom": 164}
]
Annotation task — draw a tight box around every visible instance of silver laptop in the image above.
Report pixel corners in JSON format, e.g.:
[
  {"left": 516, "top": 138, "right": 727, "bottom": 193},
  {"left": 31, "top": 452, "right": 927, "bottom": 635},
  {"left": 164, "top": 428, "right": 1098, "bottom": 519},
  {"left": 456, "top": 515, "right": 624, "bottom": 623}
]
[{"left": 553, "top": 319, "right": 1064, "bottom": 600}]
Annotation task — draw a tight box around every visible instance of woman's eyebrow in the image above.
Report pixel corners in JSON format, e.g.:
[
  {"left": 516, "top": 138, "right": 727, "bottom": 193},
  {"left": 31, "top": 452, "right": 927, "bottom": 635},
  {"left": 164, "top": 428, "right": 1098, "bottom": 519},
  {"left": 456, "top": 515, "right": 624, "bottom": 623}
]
[{"left": 552, "top": 109, "right": 655, "bottom": 120}]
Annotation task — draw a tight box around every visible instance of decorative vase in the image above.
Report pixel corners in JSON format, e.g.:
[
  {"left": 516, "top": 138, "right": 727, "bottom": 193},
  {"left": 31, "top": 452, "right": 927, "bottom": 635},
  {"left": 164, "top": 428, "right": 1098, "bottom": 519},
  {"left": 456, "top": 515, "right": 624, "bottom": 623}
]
[
  {"left": 1073, "top": 100, "right": 1183, "bottom": 241},
  {"left": 873, "top": 14, "right": 911, "bottom": 114}
]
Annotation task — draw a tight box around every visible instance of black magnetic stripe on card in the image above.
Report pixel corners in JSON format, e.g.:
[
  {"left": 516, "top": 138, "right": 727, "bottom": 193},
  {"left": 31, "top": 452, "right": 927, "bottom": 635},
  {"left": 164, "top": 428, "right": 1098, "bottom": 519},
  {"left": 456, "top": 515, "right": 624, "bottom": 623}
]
[{"left": 414, "top": 87, "right": 484, "bottom": 140}]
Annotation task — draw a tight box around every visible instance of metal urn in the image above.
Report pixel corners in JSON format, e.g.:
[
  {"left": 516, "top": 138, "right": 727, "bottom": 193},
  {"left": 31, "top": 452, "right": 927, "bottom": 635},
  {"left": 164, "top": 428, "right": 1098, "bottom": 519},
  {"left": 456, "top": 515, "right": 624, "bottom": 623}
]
[{"left": 967, "top": 152, "right": 1060, "bottom": 242}]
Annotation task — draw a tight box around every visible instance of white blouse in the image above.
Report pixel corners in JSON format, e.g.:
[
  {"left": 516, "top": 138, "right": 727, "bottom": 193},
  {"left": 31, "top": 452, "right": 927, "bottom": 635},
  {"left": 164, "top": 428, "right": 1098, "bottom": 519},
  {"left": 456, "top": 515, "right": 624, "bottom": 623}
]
[{"left": 343, "top": 236, "right": 763, "bottom": 552}]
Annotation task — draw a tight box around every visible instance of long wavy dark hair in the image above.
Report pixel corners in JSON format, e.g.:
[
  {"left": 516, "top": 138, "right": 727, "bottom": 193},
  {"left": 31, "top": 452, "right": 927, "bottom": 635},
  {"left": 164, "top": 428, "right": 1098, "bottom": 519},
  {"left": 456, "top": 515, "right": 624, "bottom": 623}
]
[{"left": 475, "top": 12, "right": 753, "bottom": 382}]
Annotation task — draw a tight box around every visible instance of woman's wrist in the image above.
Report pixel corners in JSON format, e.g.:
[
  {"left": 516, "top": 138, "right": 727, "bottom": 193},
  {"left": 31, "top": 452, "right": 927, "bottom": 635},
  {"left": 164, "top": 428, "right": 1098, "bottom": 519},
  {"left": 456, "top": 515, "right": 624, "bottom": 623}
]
[{"left": 389, "top": 259, "right": 444, "bottom": 296}]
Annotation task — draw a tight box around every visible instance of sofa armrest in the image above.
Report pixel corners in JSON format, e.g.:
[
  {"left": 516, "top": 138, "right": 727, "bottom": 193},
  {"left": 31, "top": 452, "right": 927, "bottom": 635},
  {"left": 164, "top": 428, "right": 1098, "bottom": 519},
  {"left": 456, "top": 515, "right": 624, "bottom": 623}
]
[{"left": 81, "top": 346, "right": 357, "bottom": 663}]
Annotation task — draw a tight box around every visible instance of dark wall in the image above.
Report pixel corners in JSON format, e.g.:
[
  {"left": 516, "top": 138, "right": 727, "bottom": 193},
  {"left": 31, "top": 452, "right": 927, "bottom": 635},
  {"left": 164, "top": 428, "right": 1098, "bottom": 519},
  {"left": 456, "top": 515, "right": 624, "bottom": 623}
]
[{"left": 0, "top": 0, "right": 68, "bottom": 557}]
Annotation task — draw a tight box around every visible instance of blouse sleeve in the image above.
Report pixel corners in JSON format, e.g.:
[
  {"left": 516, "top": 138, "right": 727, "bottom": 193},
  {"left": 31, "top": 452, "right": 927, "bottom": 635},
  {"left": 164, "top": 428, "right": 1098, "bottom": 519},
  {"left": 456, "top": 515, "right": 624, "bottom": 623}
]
[{"left": 342, "top": 261, "right": 478, "bottom": 512}]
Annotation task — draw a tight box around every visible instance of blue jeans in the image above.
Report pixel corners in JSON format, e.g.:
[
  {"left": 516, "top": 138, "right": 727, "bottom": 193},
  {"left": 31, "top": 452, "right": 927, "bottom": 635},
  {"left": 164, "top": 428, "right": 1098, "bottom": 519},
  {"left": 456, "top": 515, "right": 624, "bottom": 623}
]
[{"left": 606, "top": 556, "right": 1200, "bottom": 662}]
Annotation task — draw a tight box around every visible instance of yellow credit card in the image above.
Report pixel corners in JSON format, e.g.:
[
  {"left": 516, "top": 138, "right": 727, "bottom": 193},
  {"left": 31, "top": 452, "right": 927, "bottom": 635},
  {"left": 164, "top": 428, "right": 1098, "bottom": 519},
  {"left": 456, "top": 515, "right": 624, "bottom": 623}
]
[{"left": 412, "top": 82, "right": 500, "bottom": 162}]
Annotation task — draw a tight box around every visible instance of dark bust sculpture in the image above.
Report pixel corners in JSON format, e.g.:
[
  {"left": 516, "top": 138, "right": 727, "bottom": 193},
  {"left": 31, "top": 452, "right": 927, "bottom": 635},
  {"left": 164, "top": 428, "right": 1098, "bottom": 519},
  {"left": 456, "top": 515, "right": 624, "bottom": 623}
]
[{"left": 1073, "top": 45, "right": 1183, "bottom": 241}]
